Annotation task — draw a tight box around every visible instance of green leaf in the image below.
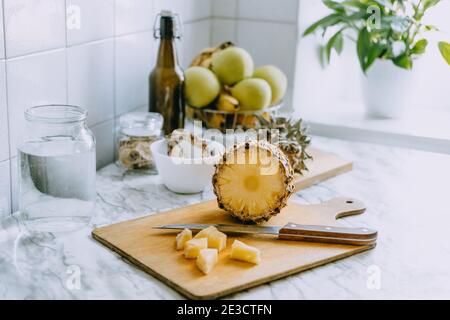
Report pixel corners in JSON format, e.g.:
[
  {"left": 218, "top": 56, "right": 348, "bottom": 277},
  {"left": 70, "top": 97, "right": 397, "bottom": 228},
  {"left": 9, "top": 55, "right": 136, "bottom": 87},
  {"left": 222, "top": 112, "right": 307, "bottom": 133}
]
[
  {"left": 438, "top": 41, "right": 450, "bottom": 66},
  {"left": 393, "top": 54, "right": 413, "bottom": 69},
  {"left": 325, "top": 30, "right": 344, "bottom": 63},
  {"left": 323, "top": 0, "right": 345, "bottom": 12},
  {"left": 423, "top": 0, "right": 441, "bottom": 11},
  {"left": 303, "top": 13, "right": 342, "bottom": 36},
  {"left": 411, "top": 39, "right": 428, "bottom": 55},
  {"left": 357, "top": 28, "right": 370, "bottom": 72}
]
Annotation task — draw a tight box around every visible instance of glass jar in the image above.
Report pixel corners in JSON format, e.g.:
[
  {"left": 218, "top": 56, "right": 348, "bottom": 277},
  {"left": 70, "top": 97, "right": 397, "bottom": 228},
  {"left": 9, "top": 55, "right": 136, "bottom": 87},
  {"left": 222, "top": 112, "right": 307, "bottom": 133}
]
[
  {"left": 117, "top": 112, "right": 163, "bottom": 171},
  {"left": 18, "top": 105, "right": 96, "bottom": 233}
]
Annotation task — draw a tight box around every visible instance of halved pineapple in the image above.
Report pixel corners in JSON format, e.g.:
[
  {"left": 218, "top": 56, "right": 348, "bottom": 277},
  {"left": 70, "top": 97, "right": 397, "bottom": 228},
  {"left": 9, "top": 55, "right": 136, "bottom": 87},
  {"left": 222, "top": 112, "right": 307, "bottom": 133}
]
[
  {"left": 213, "top": 140, "right": 294, "bottom": 223},
  {"left": 184, "top": 238, "right": 208, "bottom": 259},
  {"left": 230, "top": 240, "right": 261, "bottom": 264},
  {"left": 196, "top": 248, "right": 218, "bottom": 274},
  {"left": 175, "top": 228, "right": 192, "bottom": 250},
  {"left": 194, "top": 226, "right": 227, "bottom": 252}
]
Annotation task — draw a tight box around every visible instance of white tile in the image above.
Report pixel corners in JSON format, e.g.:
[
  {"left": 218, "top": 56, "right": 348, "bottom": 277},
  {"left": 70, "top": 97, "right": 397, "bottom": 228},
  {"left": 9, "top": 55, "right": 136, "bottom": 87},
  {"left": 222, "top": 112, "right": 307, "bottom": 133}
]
[
  {"left": 211, "top": 18, "right": 235, "bottom": 45},
  {"left": 0, "top": 160, "right": 11, "bottom": 217},
  {"left": 91, "top": 119, "right": 114, "bottom": 169},
  {"left": 212, "top": 0, "right": 237, "bottom": 18},
  {"left": 236, "top": 20, "right": 297, "bottom": 83},
  {"left": 0, "top": 61, "right": 9, "bottom": 161},
  {"left": 10, "top": 156, "right": 17, "bottom": 212},
  {"left": 0, "top": 1, "right": 5, "bottom": 59},
  {"left": 238, "top": 0, "right": 299, "bottom": 23},
  {"left": 115, "top": 0, "right": 153, "bottom": 36},
  {"left": 154, "top": 0, "right": 211, "bottom": 23},
  {"left": 67, "top": 40, "right": 114, "bottom": 126},
  {"left": 181, "top": 20, "right": 211, "bottom": 68},
  {"left": 7, "top": 50, "right": 67, "bottom": 158},
  {"left": 4, "top": 0, "right": 66, "bottom": 58},
  {"left": 66, "top": 0, "right": 114, "bottom": 46},
  {"left": 115, "top": 31, "right": 153, "bottom": 116}
]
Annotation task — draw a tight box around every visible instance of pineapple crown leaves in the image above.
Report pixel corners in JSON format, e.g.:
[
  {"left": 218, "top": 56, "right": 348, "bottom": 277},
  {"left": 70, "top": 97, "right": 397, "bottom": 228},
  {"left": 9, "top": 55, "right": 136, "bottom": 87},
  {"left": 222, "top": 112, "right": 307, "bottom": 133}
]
[{"left": 257, "top": 116, "right": 312, "bottom": 174}]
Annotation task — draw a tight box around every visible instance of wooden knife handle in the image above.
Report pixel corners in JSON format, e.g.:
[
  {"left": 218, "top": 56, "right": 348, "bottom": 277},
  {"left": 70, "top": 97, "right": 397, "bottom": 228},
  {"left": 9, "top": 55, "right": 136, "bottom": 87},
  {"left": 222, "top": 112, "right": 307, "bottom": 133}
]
[{"left": 278, "top": 222, "right": 377, "bottom": 246}]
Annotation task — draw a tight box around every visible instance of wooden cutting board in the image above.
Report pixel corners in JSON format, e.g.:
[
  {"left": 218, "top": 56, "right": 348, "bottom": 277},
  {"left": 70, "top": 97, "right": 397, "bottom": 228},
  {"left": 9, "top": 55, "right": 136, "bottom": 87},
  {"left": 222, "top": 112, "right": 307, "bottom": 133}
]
[
  {"left": 292, "top": 148, "right": 352, "bottom": 192},
  {"left": 93, "top": 197, "right": 375, "bottom": 300}
]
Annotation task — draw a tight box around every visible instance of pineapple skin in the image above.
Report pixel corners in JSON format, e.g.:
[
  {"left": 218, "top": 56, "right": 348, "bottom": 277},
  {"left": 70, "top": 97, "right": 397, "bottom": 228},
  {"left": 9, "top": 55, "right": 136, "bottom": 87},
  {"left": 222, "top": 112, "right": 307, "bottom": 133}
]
[{"left": 212, "top": 140, "right": 295, "bottom": 223}]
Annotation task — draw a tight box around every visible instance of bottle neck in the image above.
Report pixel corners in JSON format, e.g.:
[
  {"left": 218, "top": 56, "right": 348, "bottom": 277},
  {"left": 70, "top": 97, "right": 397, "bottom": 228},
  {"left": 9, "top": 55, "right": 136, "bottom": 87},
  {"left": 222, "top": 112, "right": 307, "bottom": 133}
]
[{"left": 156, "top": 38, "right": 179, "bottom": 68}]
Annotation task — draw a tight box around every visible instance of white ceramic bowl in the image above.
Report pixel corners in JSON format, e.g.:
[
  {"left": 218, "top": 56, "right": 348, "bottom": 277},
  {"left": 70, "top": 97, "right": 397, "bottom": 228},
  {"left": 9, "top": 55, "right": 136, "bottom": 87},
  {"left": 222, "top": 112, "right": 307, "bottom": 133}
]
[{"left": 151, "top": 139, "right": 224, "bottom": 194}]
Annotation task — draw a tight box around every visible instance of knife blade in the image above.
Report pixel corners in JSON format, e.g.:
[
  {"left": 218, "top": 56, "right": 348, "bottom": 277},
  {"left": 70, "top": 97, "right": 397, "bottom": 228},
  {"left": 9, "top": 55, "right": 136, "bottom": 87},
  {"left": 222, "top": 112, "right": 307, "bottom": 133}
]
[{"left": 154, "top": 223, "right": 378, "bottom": 246}]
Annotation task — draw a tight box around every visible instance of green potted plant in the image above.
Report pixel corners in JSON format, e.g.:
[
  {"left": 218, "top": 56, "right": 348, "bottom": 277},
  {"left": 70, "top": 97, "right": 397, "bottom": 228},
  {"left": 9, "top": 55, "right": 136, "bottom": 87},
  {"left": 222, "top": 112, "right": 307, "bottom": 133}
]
[{"left": 304, "top": 0, "right": 450, "bottom": 118}]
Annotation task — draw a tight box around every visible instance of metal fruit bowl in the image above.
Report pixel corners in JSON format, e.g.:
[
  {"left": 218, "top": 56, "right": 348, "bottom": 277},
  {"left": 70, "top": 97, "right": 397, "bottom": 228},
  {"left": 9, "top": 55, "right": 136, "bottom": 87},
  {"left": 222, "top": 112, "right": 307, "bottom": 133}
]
[{"left": 185, "top": 103, "right": 282, "bottom": 133}]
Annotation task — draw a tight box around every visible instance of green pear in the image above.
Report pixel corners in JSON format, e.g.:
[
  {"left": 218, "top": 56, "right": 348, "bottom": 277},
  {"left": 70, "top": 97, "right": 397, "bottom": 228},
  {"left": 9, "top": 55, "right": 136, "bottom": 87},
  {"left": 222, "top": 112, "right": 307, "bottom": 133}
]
[
  {"left": 184, "top": 66, "right": 221, "bottom": 108},
  {"left": 253, "top": 65, "right": 287, "bottom": 104},
  {"left": 231, "top": 78, "right": 271, "bottom": 111},
  {"left": 212, "top": 47, "right": 254, "bottom": 85}
]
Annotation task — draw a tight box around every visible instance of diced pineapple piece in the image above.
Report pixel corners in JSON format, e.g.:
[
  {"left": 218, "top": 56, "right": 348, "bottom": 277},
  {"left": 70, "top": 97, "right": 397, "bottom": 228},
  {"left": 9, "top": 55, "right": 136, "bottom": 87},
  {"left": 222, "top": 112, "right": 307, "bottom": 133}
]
[
  {"left": 175, "top": 228, "right": 192, "bottom": 250},
  {"left": 230, "top": 240, "right": 261, "bottom": 264},
  {"left": 194, "top": 226, "right": 227, "bottom": 252},
  {"left": 196, "top": 249, "right": 218, "bottom": 275},
  {"left": 208, "top": 230, "right": 227, "bottom": 252},
  {"left": 184, "top": 238, "right": 208, "bottom": 259},
  {"left": 194, "top": 226, "right": 217, "bottom": 239}
]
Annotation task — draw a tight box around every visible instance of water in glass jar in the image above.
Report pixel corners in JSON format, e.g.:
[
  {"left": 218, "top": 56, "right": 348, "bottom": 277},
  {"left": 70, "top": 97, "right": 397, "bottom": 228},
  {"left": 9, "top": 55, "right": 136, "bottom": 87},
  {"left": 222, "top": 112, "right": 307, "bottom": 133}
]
[{"left": 19, "top": 139, "right": 96, "bottom": 232}]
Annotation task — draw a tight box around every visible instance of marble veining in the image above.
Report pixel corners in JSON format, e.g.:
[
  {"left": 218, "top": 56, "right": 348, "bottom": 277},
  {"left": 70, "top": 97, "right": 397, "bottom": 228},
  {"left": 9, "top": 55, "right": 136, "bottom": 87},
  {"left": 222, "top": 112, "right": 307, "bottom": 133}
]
[{"left": 1, "top": 136, "right": 450, "bottom": 299}]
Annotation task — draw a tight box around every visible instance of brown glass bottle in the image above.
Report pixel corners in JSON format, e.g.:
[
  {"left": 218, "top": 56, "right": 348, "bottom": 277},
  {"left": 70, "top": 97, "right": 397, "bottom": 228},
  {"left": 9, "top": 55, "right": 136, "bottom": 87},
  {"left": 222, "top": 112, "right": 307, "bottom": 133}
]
[{"left": 149, "top": 12, "right": 184, "bottom": 135}]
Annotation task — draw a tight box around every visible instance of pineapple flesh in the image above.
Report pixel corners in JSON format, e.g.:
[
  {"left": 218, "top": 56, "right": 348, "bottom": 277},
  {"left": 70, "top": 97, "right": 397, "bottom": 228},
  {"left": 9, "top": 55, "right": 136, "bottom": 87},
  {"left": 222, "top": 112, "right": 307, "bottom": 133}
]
[
  {"left": 175, "top": 228, "right": 192, "bottom": 250},
  {"left": 184, "top": 238, "right": 208, "bottom": 259},
  {"left": 194, "top": 226, "right": 227, "bottom": 252},
  {"left": 230, "top": 240, "right": 261, "bottom": 264},
  {"left": 196, "top": 248, "right": 219, "bottom": 274},
  {"left": 213, "top": 140, "right": 294, "bottom": 223}
]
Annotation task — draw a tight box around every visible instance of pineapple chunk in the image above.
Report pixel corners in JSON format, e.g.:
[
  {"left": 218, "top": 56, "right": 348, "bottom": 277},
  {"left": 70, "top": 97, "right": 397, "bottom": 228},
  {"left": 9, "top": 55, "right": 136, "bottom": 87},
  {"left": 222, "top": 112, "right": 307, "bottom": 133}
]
[
  {"left": 184, "top": 238, "right": 208, "bottom": 259},
  {"left": 196, "top": 249, "right": 218, "bottom": 275},
  {"left": 194, "top": 226, "right": 227, "bottom": 252},
  {"left": 175, "top": 228, "right": 192, "bottom": 250},
  {"left": 230, "top": 240, "right": 261, "bottom": 264},
  {"left": 194, "top": 226, "right": 217, "bottom": 239},
  {"left": 208, "top": 230, "right": 227, "bottom": 252}
]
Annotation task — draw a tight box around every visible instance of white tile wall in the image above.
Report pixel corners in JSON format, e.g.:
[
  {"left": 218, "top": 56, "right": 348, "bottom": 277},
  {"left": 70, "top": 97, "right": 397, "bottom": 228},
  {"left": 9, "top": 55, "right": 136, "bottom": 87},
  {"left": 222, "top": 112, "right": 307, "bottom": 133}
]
[
  {"left": 91, "top": 119, "right": 115, "bottom": 169},
  {"left": 236, "top": 20, "right": 298, "bottom": 86},
  {"left": 7, "top": 50, "right": 67, "bottom": 158},
  {"left": 0, "top": 0, "right": 5, "bottom": 59},
  {"left": 67, "top": 40, "right": 114, "bottom": 126},
  {"left": 0, "top": 160, "right": 11, "bottom": 218},
  {"left": 181, "top": 20, "right": 211, "bottom": 68},
  {"left": 66, "top": 0, "right": 115, "bottom": 46},
  {"left": 0, "top": 0, "right": 303, "bottom": 215},
  {"left": 115, "top": 31, "right": 153, "bottom": 116},
  {"left": 4, "top": 0, "right": 66, "bottom": 58},
  {"left": 115, "top": 0, "right": 153, "bottom": 36},
  {"left": 237, "top": 0, "right": 299, "bottom": 23},
  {"left": 0, "top": 61, "right": 8, "bottom": 162},
  {"left": 211, "top": 0, "right": 237, "bottom": 18}
]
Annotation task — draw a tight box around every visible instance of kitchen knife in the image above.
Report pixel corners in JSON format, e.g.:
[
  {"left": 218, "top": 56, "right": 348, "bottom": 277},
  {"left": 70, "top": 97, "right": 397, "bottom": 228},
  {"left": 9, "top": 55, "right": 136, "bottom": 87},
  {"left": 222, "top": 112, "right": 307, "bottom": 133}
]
[{"left": 154, "top": 223, "right": 377, "bottom": 246}]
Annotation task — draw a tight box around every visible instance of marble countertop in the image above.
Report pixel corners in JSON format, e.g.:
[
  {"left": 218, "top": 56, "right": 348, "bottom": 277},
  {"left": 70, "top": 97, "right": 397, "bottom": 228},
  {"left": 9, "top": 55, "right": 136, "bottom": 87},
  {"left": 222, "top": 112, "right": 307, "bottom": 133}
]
[{"left": 1, "top": 136, "right": 450, "bottom": 299}]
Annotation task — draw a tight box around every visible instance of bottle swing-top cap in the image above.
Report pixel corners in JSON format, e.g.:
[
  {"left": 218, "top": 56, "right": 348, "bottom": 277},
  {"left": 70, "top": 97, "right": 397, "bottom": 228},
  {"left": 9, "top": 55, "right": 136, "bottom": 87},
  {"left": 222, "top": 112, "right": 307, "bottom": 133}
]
[{"left": 153, "top": 10, "right": 183, "bottom": 39}]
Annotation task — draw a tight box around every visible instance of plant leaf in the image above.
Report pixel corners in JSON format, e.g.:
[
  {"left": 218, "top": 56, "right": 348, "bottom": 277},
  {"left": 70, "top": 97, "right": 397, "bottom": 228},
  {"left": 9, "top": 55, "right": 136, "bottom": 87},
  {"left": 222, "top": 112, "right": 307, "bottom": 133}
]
[
  {"left": 303, "top": 13, "right": 342, "bottom": 36},
  {"left": 411, "top": 39, "right": 428, "bottom": 55},
  {"left": 325, "top": 30, "right": 344, "bottom": 63},
  {"left": 438, "top": 41, "right": 450, "bottom": 66},
  {"left": 393, "top": 54, "right": 413, "bottom": 69},
  {"left": 357, "top": 28, "right": 370, "bottom": 72}
]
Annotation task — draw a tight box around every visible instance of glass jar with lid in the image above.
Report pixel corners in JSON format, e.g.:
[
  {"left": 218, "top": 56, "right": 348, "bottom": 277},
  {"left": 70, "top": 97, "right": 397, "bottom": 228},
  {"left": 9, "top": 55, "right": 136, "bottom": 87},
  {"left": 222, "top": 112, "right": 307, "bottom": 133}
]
[
  {"left": 117, "top": 112, "right": 163, "bottom": 171},
  {"left": 18, "top": 104, "right": 96, "bottom": 233}
]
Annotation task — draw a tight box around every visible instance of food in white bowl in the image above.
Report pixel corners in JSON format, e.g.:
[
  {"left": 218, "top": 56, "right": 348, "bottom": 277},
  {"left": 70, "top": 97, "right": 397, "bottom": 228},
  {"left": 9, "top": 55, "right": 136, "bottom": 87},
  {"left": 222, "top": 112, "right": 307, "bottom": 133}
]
[{"left": 151, "top": 132, "right": 224, "bottom": 194}]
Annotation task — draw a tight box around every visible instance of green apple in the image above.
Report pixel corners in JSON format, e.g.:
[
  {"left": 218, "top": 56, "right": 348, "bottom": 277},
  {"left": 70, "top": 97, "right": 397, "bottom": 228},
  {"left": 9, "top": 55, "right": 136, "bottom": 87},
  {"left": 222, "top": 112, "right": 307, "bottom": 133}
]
[
  {"left": 231, "top": 78, "right": 271, "bottom": 111},
  {"left": 211, "top": 47, "right": 254, "bottom": 85},
  {"left": 184, "top": 66, "right": 221, "bottom": 108},
  {"left": 253, "top": 65, "right": 287, "bottom": 104}
]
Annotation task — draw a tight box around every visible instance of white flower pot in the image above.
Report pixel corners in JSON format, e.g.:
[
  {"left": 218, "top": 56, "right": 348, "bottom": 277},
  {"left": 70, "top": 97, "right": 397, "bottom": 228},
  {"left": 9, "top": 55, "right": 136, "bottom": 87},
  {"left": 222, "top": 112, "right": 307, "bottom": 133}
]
[{"left": 361, "top": 59, "right": 414, "bottom": 119}]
